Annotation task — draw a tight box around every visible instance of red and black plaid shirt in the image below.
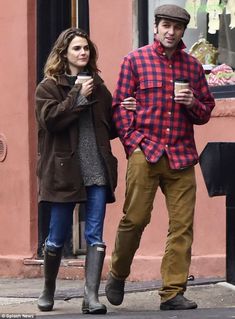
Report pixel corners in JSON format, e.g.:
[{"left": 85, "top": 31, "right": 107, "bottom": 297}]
[{"left": 112, "top": 39, "right": 215, "bottom": 169}]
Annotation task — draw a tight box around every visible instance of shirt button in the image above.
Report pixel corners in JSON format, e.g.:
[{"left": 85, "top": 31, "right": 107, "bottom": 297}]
[
  {"left": 60, "top": 162, "right": 64, "bottom": 166},
  {"left": 168, "top": 111, "right": 171, "bottom": 115},
  {"left": 166, "top": 128, "right": 170, "bottom": 132},
  {"left": 165, "top": 144, "right": 168, "bottom": 148},
  {"left": 169, "top": 64, "right": 172, "bottom": 68}
]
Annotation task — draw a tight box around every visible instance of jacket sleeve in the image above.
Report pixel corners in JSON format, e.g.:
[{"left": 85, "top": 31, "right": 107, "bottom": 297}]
[
  {"left": 112, "top": 56, "right": 145, "bottom": 155},
  {"left": 35, "top": 79, "right": 93, "bottom": 132},
  {"left": 100, "top": 83, "right": 118, "bottom": 140},
  {"left": 184, "top": 64, "right": 215, "bottom": 125}
]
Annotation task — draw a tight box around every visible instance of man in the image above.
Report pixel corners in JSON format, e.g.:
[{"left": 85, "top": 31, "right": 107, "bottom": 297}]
[{"left": 105, "top": 4, "right": 215, "bottom": 311}]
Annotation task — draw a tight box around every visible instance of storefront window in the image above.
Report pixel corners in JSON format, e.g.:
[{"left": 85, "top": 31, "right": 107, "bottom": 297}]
[{"left": 219, "top": 11, "right": 235, "bottom": 68}]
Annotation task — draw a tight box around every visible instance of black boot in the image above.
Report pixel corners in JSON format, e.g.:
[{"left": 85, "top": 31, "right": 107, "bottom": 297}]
[
  {"left": 82, "top": 244, "right": 107, "bottom": 314},
  {"left": 37, "top": 247, "right": 62, "bottom": 311}
]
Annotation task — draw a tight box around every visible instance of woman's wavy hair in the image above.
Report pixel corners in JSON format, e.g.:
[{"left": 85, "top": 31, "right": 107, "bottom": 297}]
[{"left": 44, "top": 27, "right": 99, "bottom": 81}]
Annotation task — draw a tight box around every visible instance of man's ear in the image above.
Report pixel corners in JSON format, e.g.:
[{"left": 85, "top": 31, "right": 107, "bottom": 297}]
[{"left": 154, "top": 24, "right": 157, "bottom": 35}]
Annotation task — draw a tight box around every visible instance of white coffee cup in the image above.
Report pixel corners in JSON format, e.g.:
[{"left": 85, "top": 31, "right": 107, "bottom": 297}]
[
  {"left": 76, "top": 74, "right": 92, "bottom": 84},
  {"left": 174, "top": 80, "right": 189, "bottom": 95}
]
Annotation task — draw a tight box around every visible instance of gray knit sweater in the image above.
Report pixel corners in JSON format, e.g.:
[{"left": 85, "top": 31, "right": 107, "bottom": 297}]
[{"left": 66, "top": 74, "right": 107, "bottom": 186}]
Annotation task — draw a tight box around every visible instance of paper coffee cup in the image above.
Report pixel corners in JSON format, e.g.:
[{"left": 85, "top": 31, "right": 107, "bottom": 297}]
[
  {"left": 76, "top": 75, "right": 92, "bottom": 84},
  {"left": 174, "top": 80, "right": 189, "bottom": 95}
]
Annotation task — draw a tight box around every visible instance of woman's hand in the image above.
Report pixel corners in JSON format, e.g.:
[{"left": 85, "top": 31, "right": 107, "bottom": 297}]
[
  {"left": 75, "top": 78, "right": 94, "bottom": 97},
  {"left": 121, "top": 97, "right": 137, "bottom": 111}
]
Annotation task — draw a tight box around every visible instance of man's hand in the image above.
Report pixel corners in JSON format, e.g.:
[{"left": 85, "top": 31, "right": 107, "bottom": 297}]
[{"left": 174, "top": 89, "right": 195, "bottom": 108}]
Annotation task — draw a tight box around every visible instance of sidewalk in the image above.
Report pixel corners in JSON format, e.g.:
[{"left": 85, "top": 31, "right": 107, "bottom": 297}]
[{"left": 0, "top": 277, "right": 235, "bottom": 318}]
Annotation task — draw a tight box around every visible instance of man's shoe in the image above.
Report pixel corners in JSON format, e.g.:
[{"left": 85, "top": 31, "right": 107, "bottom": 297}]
[
  {"left": 160, "top": 294, "right": 198, "bottom": 310},
  {"left": 105, "top": 272, "right": 125, "bottom": 306}
]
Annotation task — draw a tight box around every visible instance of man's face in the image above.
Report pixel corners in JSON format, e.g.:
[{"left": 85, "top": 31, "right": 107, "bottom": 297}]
[{"left": 155, "top": 19, "right": 185, "bottom": 54}]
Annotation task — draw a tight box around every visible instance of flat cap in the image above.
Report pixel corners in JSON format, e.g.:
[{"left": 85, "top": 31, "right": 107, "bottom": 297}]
[{"left": 154, "top": 4, "right": 190, "bottom": 25}]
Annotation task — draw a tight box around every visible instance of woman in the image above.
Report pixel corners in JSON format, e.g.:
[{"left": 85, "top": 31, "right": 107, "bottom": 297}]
[{"left": 35, "top": 27, "right": 134, "bottom": 315}]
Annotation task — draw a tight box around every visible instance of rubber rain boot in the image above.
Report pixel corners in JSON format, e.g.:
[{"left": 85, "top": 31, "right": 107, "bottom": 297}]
[
  {"left": 82, "top": 244, "right": 107, "bottom": 314},
  {"left": 37, "top": 247, "right": 62, "bottom": 311}
]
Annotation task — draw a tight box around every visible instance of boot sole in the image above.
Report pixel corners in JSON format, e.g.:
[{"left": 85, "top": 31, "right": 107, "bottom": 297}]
[
  {"left": 82, "top": 307, "right": 107, "bottom": 314},
  {"left": 105, "top": 290, "right": 124, "bottom": 306},
  {"left": 160, "top": 304, "right": 197, "bottom": 310},
  {"left": 37, "top": 304, "right": 53, "bottom": 312}
]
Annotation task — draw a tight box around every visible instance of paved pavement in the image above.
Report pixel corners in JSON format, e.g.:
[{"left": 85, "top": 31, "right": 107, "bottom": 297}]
[{"left": 0, "top": 277, "right": 235, "bottom": 318}]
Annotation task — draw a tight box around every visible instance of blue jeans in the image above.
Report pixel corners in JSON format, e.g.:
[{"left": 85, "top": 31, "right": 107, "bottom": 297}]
[{"left": 46, "top": 185, "right": 107, "bottom": 251}]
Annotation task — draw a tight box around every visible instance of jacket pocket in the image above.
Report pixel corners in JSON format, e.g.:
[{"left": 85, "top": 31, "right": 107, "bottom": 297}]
[{"left": 54, "top": 154, "right": 80, "bottom": 191}]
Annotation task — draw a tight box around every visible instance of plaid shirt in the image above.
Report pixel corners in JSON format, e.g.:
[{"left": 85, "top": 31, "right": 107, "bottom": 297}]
[{"left": 112, "top": 39, "right": 215, "bottom": 169}]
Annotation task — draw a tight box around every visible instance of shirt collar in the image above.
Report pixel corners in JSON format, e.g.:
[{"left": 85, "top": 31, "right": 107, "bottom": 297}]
[{"left": 152, "top": 38, "right": 186, "bottom": 57}]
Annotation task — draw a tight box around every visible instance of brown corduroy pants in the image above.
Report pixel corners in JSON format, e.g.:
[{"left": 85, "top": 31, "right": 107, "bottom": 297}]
[{"left": 110, "top": 151, "right": 196, "bottom": 302}]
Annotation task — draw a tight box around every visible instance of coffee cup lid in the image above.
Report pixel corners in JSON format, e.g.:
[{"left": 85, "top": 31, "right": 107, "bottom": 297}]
[
  {"left": 175, "top": 78, "right": 189, "bottom": 83},
  {"left": 78, "top": 71, "right": 91, "bottom": 76}
]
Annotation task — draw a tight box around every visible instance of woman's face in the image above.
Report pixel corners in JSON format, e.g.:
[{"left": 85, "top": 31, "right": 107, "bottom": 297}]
[{"left": 65, "top": 36, "right": 90, "bottom": 75}]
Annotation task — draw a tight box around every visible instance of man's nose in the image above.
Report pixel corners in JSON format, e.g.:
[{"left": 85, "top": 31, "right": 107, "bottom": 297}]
[{"left": 168, "top": 27, "right": 175, "bottom": 34}]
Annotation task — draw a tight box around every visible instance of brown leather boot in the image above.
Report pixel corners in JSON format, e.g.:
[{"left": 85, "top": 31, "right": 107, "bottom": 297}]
[
  {"left": 105, "top": 272, "right": 125, "bottom": 306},
  {"left": 160, "top": 294, "right": 198, "bottom": 310}
]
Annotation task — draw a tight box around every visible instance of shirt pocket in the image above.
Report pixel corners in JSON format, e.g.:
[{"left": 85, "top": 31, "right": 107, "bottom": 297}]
[{"left": 137, "top": 79, "right": 163, "bottom": 106}]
